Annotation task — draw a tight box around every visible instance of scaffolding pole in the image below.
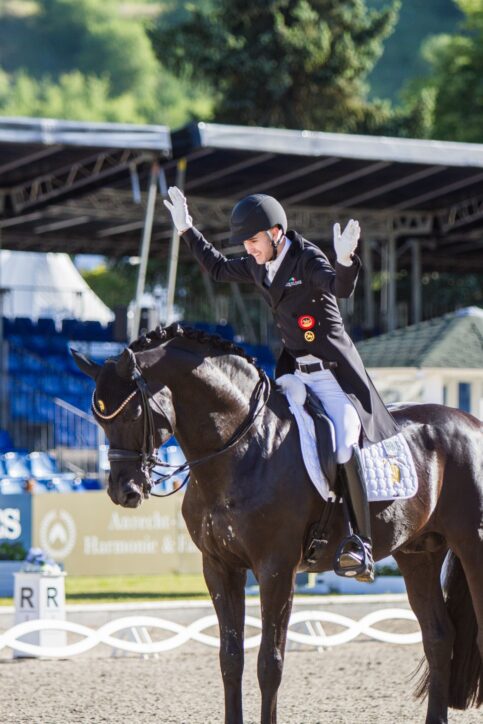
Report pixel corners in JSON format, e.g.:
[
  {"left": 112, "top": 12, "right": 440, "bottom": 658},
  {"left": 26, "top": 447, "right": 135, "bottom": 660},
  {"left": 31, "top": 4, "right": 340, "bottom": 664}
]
[
  {"left": 201, "top": 270, "right": 217, "bottom": 319},
  {"left": 131, "top": 160, "right": 159, "bottom": 341},
  {"left": 231, "top": 284, "right": 257, "bottom": 342},
  {"left": 0, "top": 229, "right": 6, "bottom": 428},
  {"left": 387, "top": 232, "right": 397, "bottom": 332},
  {"left": 410, "top": 239, "right": 422, "bottom": 324},
  {"left": 361, "top": 237, "right": 375, "bottom": 333},
  {"left": 165, "top": 159, "right": 187, "bottom": 324}
]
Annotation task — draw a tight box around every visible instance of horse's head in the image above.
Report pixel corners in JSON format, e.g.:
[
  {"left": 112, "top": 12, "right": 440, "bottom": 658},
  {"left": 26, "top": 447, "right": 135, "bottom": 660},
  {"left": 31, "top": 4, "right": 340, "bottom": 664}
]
[{"left": 72, "top": 347, "right": 174, "bottom": 508}]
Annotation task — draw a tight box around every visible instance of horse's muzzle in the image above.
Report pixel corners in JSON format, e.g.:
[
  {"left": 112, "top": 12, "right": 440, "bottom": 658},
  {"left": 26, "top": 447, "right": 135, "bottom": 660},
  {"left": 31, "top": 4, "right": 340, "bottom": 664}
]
[{"left": 108, "top": 474, "right": 144, "bottom": 508}]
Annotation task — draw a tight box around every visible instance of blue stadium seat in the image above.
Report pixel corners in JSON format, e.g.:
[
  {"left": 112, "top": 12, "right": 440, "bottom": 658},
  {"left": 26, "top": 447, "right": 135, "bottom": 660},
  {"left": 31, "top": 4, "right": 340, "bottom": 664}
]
[
  {"left": 79, "top": 321, "right": 105, "bottom": 341},
  {"left": 2, "top": 317, "right": 14, "bottom": 336},
  {"left": 0, "top": 429, "right": 13, "bottom": 453},
  {"left": 36, "top": 318, "right": 56, "bottom": 336},
  {"left": 80, "top": 478, "right": 103, "bottom": 491},
  {"left": 42, "top": 374, "right": 64, "bottom": 396},
  {"left": 43, "top": 336, "right": 69, "bottom": 355},
  {"left": 12, "top": 317, "right": 36, "bottom": 335},
  {"left": 7, "top": 351, "right": 23, "bottom": 374},
  {"left": 27, "top": 334, "right": 53, "bottom": 354},
  {"left": 27, "top": 451, "right": 80, "bottom": 492},
  {"left": 33, "top": 396, "right": 55, "bottom": 423},
  {"left": 61, "top": 318, "right": 84, "bottom": 339},
  {"left": 215, "top": 323, "right": 235, "bottom": 340},
  {"left": 0, "top": 478, "right": 25, "bottom": 495},
  {"left": 10, "top": 395, "right": 31, "bottom": 419},
  {"left": 61, "top": 319, "right": 111, "bottom": 341},
  {"left": 17, "top": 372, "right": 39, "bottom": 388},
  {"left": 8, "top": 334, "right": 24, "bottom": 348},
  {"left": 19, "top": 354, "right": 44, "bottom": 373},
  {"left": 2, "top": 451, "right": 30, "bottom": 481},
  {"left": 44, "top": 353, "right": 71, "bottom": 371}
]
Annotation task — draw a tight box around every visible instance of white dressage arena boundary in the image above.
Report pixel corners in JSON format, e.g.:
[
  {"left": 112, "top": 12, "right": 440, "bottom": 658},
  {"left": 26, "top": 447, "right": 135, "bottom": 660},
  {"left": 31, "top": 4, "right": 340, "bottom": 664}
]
[{"left": 0, "top": 599, "right": 421, "bottom": 658}]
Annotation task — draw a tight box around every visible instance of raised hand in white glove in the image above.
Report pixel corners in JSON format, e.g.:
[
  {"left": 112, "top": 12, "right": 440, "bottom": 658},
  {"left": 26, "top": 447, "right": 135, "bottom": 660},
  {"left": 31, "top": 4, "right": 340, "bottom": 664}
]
[
  {"left": 163, "top": 186, "right": 193, "bottom": 234},
  {"left": 333, "top": 219, "right": 360, "bottom": 266}
]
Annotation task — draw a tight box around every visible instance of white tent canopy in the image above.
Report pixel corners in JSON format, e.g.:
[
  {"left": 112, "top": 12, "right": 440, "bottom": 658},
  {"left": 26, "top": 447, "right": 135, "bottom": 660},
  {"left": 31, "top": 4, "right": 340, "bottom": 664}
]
[{"left": 0, "top": 250, "right": 113, "bottom": 324}]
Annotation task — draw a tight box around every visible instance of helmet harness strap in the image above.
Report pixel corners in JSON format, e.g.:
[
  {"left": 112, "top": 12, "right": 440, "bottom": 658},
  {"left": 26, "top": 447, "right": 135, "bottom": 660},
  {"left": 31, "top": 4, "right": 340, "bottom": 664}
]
[{"left": 266, "top": 228, "right": 283, "bottom": 262}]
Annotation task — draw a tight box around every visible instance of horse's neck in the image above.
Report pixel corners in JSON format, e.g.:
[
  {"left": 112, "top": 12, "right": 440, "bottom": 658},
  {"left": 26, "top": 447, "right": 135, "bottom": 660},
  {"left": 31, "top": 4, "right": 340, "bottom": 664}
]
[{"left": 153, "top": 348, "right": 256, "bottom": 460}]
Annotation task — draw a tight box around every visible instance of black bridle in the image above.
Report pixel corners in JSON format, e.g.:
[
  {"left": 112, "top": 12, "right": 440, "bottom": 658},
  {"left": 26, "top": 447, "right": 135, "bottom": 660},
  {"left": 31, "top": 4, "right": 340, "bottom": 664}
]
[{"left": 92, "top": 360, "right": 271, "bottom": 498}]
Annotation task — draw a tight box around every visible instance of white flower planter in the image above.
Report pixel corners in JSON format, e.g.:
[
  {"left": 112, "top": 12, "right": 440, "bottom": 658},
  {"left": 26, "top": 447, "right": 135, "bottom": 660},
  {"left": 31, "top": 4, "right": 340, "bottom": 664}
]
[{"left": 13, "top": 571, "right": 66, "bottom": 658}]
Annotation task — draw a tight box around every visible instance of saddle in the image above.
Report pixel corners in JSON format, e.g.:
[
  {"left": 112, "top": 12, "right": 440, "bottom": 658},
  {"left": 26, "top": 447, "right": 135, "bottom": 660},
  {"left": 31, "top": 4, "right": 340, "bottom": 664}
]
[
  {"left": 301, "top": 390, "right": 342, "bottom": 565},
  {"left": 277, "top": 374, "right": 418, "bottom": 567},
  {"left": 303, "top": 389, "right": 338, "bottom": 489},
  {"left": 277, "top": 375, "right": 365, "bottom": 568}
]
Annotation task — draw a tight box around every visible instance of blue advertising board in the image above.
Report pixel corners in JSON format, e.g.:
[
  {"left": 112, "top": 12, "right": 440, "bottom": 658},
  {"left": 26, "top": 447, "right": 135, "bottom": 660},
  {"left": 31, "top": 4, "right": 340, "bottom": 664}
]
[{"left": 0, "top": 494, "right": 32, "bottom": 552}]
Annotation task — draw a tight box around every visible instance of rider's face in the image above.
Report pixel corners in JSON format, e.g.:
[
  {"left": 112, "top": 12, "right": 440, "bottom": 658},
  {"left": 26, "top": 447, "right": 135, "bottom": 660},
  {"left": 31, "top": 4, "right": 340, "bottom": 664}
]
[{"left": 243, "top": 227, "right": 282, "bottom": 264}]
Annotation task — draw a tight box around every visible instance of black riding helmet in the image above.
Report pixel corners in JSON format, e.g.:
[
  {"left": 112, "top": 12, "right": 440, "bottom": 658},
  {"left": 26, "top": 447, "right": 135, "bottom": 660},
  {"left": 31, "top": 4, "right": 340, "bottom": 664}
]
[{"left": 229, "top": 194, "right": 288, "bottom": 247}]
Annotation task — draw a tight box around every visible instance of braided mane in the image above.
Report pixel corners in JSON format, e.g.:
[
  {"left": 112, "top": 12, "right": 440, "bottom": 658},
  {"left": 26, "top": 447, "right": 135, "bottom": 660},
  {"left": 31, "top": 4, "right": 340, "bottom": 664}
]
[{"left": 129, "top": 322, "right": 259, "bottom": 369}]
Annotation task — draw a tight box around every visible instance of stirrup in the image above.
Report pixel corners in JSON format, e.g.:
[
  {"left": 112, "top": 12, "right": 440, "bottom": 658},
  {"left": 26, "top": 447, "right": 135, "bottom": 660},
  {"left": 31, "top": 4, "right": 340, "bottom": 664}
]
[{"left": 334, "top": 534, "right": 375, "bottom": 583}]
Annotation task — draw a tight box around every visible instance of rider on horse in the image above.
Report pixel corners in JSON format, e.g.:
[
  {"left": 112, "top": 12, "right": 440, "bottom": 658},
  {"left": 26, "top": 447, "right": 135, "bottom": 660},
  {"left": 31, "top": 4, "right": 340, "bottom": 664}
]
[{"left": 164, "top": 187, "right": 400, "bottom": 582}]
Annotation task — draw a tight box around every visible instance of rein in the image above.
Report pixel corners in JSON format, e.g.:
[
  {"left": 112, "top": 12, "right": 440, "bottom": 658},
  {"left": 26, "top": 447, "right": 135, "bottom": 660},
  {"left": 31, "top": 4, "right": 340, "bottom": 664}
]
[{"left": 92, "top": 359, "right": 271, "bottom": 498}]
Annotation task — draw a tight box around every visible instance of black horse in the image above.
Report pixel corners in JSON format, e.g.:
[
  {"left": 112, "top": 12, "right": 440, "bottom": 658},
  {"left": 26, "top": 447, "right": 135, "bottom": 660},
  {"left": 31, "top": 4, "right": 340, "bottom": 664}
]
[{"left": 73, "top": 324, "right": 482, "bottom": 724}]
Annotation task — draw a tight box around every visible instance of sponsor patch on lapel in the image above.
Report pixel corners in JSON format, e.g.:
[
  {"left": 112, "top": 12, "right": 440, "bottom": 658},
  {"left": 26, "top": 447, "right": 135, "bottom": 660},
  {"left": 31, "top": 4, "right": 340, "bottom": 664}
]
[
  {"left": 298, "top": 314, "right": 315, "bottom": 330},
  {"left": 285, "top": 276, "right": 303, "bottom": 288}
]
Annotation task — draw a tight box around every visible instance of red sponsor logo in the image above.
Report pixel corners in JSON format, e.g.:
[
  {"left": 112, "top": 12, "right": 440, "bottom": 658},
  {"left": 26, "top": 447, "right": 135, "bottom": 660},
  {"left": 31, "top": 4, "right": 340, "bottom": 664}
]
[{"left": 297, "top": 314, "right": 315, "bottom": 330}]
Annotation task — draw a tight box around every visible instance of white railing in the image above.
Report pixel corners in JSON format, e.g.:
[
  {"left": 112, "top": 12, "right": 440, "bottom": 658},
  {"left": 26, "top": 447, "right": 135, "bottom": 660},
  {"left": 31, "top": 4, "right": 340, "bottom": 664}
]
[{"left": 0, "top": 608, "right": 421, "bottom": 658}]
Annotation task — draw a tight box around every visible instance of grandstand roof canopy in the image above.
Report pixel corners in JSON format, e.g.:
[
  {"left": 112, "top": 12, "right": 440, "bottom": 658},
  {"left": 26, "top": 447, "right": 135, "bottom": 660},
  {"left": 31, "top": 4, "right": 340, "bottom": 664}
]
[
  {"left": 0, "top": 116, "right": 171, "bottom": 255},
  {"left": 0, "top": 117, "right": 482, "bottom": 270}
]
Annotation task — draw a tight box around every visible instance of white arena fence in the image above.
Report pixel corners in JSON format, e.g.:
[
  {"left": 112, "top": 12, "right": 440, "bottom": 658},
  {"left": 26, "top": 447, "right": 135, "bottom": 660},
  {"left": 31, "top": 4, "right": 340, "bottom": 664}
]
[{"left": 0, "top": 608, "right": 421, "bottom": 658}]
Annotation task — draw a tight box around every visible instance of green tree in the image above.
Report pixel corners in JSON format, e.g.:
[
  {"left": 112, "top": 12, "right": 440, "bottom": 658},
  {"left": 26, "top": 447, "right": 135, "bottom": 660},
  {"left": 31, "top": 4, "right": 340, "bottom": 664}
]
[
  {"left": 82, "top": 262, "right": 138, "bottom": 310},
  {"left": 151, "top": 0, "right": 400, "bottom": 133},
  {"left": 0, "top": 0, "right": 213, "bottom": 125},
  {"left": 0, "top": 69, "right": 143, "bottom": 122},
  {"left": 24, "top": 0, "right": 160, "bottom": 97},
  {"left": 402, "top": 0, "right": 483, "bottom": 142}
]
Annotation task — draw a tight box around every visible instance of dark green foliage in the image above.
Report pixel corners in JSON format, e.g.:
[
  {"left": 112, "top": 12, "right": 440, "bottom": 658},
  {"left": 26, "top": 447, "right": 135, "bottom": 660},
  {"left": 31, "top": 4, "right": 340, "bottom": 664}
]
[
  {"left": 151, "top": 0, "right": 400, "bottom": 133},
  {"left": 401, "top": 0, "right": 483, "bottom": 142},
  {"left": 368, "top": 0, "right": 463, "bottom": 100},
  {"left": 0, "top": 541, "right": 27, "bottom": 561},
  {"left": 0, "top": 0, "right": 213, "bottom": 125},
  {"left": 375, "top": 562, "right": 401, "bottom": 576},
  {"left": 1, "top": 0, "right": 159, "bottom": 95},
  {"left": 82, "top": 262, "right": 139, "bottom": 310}
]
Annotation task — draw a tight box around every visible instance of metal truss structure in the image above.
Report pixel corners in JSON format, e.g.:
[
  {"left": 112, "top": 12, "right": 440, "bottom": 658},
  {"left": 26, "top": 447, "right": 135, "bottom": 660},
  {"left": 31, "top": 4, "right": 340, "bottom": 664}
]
[{"left": 7, "top": 150, "right": 155, "bottom": 215}]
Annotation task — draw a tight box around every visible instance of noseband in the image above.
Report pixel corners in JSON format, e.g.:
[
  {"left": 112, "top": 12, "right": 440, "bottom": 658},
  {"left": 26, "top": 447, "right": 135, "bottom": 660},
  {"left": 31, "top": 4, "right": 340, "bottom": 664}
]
[{"left": 92, "top": 358, "right": 271, "bottom": 498}]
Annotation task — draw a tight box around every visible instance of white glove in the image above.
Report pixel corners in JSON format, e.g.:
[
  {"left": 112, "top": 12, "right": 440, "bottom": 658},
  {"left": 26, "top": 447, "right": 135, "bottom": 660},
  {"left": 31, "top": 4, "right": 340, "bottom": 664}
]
[
  {"left": 333, "top": 219, "right": 360, "bottom": 266},
  {"left": 163, "top": 186, "right": 193, "bottom": 233}
]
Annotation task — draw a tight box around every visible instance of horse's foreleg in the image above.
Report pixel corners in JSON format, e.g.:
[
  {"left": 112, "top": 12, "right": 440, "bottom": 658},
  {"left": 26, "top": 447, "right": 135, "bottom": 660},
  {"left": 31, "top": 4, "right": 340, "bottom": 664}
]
[
  {"left": 257, "top": 563, "right": 297, "bottom": 724},
  {"left": 203, "top": 555, "right": 246, "bottom": 724},
  {"left": 394, "top": 548, "right": 453, "bottom": 724}
]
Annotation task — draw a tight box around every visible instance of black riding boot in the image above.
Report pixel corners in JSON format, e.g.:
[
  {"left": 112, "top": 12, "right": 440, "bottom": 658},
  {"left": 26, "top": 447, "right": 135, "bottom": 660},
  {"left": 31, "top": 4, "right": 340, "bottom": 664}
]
[{"left": 336, "top": 445, "right": 375, "bottom": 583}]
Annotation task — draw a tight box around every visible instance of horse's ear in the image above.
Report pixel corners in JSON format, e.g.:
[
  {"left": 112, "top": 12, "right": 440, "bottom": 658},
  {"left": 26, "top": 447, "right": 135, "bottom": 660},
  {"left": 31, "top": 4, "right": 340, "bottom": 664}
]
[
  {"left": 70, "top": 349, "right": 101, "bottom": 380},
  {"left": 115, "top": 348, "right": 137, "bottom": 380}
]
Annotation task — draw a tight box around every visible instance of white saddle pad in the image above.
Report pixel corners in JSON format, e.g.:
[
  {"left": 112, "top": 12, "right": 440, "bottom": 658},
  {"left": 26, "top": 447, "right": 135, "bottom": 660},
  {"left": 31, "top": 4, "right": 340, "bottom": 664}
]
[{"left": 277, "top": 374, "right": 418, "bottom": 502}]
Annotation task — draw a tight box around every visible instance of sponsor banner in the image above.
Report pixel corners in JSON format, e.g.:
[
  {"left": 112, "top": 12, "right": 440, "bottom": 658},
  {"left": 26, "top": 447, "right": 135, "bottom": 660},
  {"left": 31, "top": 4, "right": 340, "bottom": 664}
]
[
  {"left": 33, "top": 492, "right": 201, "bottom": 575},
  {"left": 0, "top": 494, "right": 32, "bottom": 551}
]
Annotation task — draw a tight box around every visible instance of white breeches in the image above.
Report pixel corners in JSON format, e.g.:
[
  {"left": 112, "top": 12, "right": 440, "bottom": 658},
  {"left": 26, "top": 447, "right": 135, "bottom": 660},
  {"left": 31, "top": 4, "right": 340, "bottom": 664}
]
[{"left": 294, "top": 367, "right": 361, "bottom": 464}]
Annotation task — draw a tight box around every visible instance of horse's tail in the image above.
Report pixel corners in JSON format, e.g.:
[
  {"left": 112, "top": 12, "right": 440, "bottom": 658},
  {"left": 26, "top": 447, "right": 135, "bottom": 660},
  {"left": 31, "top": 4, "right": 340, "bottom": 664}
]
[{"left": 415, "top": 550, "right": 482, "bottom": 708}]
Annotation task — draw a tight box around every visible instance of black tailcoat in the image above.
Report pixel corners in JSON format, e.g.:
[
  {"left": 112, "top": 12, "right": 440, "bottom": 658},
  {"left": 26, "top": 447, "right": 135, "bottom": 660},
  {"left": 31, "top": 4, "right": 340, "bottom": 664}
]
[{"left": 182, "top": 227, "right": 399, "bottom": 443}]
